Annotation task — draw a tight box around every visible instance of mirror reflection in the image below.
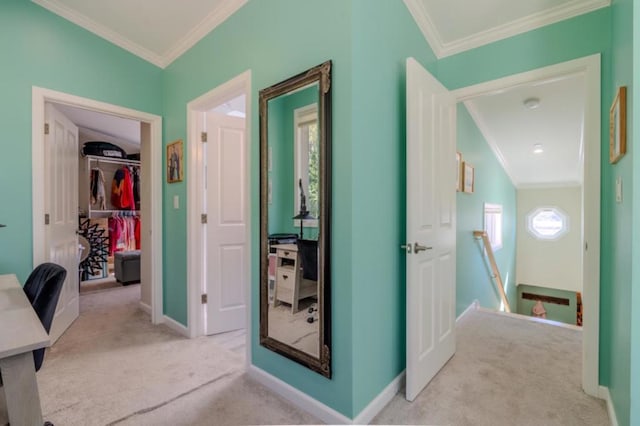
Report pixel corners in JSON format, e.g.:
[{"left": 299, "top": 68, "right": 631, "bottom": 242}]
[
  {"left": 267, "top": 83, "right": 320, "bottom": 357},
  {"left": 260, "top": 61, "right": 331, "bottom": 377}
]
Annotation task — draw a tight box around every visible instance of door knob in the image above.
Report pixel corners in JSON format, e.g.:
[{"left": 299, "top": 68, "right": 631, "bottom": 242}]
[
  {"left": 414, "top": 243, "right": 432, "bottom": 253},
  {"left": 400, "top": 244, "right": 412, "bottom": 254}
]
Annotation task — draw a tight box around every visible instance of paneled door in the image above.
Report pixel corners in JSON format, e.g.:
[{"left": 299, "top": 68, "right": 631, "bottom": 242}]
[
  {"left": 405, "top": 58, "right": 457, "bottom": 401},
  {"left": 204, "top": 112, "right": 248, "bottom": 334},
  {"left": 45, "top": 103, "right": 79, "bottom": 342}
]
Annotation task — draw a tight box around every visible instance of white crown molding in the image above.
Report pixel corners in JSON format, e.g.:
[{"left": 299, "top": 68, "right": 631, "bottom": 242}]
[
  {"left": 462, "top": 101, "right": 519, "bottom": 188},
  {"left": 517, "top": 181, "right": 583, "bottom": 189},
  {"left": 32, "top": 0, "right": 165, "bottom": 67},
  {"left": 160, "top": 0, "right": 248, "bottom": 68},
  {"left": 31, "top": 0, "right": 248, "bottom": 69},
  {"left": 404, "top": 0, "right": 610, "bottom": 59}
]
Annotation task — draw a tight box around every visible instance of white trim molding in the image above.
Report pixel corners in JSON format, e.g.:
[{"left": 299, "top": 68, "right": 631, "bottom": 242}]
[
  {"left": 353, "top": 371, "right": 405, "bottom": 424},
  {"left": 248, "top": 366, "right": 352, "bottom": 424},
  {"left": 404, "top": 0, "right": 610, "bottom": 59},
  {"left": 186, "top": 71, "right": 252, "bottom": 368},
  {"left": 599, "top": 386, "right": 619, "bottom": 426},
  {"left": 456, "top": 300, "right": 479, "bottom": 324},
  {"left": 139, "top": 301, "right": 152, "bottom": 315},
  {"left": 32, "top": 86, "right": 164, "bottom": 325},
  {"left": 31, "top": 0, "right": 247, "bottom": 68},
  {"left": 161, "top": 315, "right": 190, "bottom": 337},
  {"left": 452, "top": 54, "right": 601, "bottom": 398}
]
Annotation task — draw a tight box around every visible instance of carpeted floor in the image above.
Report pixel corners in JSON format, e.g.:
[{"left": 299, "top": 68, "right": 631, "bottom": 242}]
[
  {"left": 33, "top": 285, "right": 318, "bottom": 426},
  {"left": 1, "top": 287, "right": 610, "bottom": 425},
  {"left": 372, "top": 310, "right": 609, "bottom": 426}
]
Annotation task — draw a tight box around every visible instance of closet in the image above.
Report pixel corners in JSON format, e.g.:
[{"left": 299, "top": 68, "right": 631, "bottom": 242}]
[{"left": 79, "top": 152, "right": 141, "bottom": 285}]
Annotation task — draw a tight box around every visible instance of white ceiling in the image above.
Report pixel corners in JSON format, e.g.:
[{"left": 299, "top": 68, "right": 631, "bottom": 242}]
[
  {"left": 55, "top": 103, "right": 141, "bottom": 154},
  {"left": 404, "top": 0, "right": 609, "bottom": 57},
  {"left": 36, "top": 1, "right": 592, "bottom": 186},
  {"left": 32, "top": 0, "right": 247, "bottom": 68},
  {"left": 464, "top": 73, "right": 586, "bottom": 188}
]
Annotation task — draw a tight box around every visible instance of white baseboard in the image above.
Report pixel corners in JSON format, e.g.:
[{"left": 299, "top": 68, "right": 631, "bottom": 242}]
[
  {"left": 599, "top": 386, "right": 619, "bottom": 426},
  {"left": 456, "top": 300, "right": 479, "bottom": 323},
  {"left": 139, "top": 301, "right": 151, "bottom": 315},
  {"left": 161, "top": 315, "right": 189, "bottom": 337},
  {"left": 353, "top": 370, "right": 405, "bottom": 424},
  {"left": 248, "top": 365, "right": 352, "bottom": 424}
]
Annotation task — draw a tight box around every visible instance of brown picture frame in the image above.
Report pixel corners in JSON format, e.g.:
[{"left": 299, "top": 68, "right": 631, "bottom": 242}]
[
  {"left": 463, "top": 161, "right": 474, "bottom": 194},
  {"left": 167, "top": 139, "right": 184, "bottom": 183},
  {"left": 609, "top": 86, "right": 627, "bottom": 164},
  {"left": 456, "top": 151, "right": 463, "bottom": 192}
]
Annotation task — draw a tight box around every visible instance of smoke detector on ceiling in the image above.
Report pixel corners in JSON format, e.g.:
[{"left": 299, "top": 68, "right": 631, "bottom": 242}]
[{"left": 523, "top": 97, "right": 541, "bottom": 109}]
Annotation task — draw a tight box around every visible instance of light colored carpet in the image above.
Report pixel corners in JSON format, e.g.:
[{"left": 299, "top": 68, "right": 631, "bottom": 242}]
[
  {"left": 1, "top": 288, "right": 609, "bottom": 426},
  {"left": 34, "top": 285, "right": 318, "bottom": 426},
  {"left": 372, "top": 309, "right": 609, "bottom": 426}
]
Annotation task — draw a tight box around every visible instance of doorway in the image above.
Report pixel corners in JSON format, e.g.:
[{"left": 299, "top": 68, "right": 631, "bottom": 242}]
[
  {"left": 451, "top": 54, "right": 601, "bottom": 396},
  {"left": 186, "top": 71, "right": 252, "bottom": 365},
  {"left": 32, "top": 87, "right": 163, "bottom": 340}
]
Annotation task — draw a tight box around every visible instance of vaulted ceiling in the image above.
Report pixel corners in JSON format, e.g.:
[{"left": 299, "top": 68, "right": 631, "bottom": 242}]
[{"left": 34, "top": 0, "right": 608, "bottom": 187}]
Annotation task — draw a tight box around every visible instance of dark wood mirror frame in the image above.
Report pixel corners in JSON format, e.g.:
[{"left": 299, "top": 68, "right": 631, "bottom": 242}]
[{"left": 259, "top": 61, "right": 332, "bottom": 378}]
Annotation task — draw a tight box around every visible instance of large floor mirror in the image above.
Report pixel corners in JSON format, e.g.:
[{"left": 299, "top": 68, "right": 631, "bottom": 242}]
[{"left": 259, "top": 61, "right": 332, "bottom": 377}]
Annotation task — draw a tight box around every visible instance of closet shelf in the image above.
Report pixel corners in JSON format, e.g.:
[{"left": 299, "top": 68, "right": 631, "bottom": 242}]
[
  {"left": 87, "top": 209, "right": 139, "bottom": 215},
  {"left": 84, "top": 154, "right": 140, "bottom": 166}
]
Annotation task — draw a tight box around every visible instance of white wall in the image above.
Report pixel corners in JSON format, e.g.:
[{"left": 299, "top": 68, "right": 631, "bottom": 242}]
[{"left": 516, "top": 186, "right": 582, "bottom": 292}]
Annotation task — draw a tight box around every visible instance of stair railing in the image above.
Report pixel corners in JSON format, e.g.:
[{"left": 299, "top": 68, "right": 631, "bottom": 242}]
[{"left": 473, "top": 230, "right": 511, "bottom": 313}]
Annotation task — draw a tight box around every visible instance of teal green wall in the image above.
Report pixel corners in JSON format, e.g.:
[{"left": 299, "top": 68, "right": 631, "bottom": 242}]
[
  {"left": 456, "top": 105, "right": 517, "bottom": 313},
  {"left": 631, "top": 1, "right": 640, "bottom": 424},
  {"left": 268, "top": 85, "right": 319, "bottom": 238},
  {"left": 162, "top": 0, "right": 355, "bottom": 416},
  {"left": 0, "top": 0, "right": 162, "bottom": 282},
  {"left": 516, "top": 285, "right": 578, "bottom": 325},
  {"left": 349, "top": 0, "right": 437, "bottom": 415},
  {"left": 606, "top": 0, "right": 634, "bottom": 425}
]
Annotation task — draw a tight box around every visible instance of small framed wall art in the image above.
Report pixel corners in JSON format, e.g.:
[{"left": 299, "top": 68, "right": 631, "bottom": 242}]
[
  {"left": 609, "top": 86, "right": 627, "bottom": 164},
  {"left": 463, "top": 162, "right": 475, "bottom": 194},
  {"left": 167, "top": 139, "right": 184, "bottom": 183}
]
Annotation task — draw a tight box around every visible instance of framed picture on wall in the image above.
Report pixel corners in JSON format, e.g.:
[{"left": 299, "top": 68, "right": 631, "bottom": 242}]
[
  {"left": 456, "top": 152, "right": 463, "bottom": 192},
  {"left": 609, "top": 86, "right": 627, "bottom": 164},
  {"left": 167, "top": 139, "right": 184, "bottom": 183},
  {"left": 463, "top": 162, "right": 474, "bottom": 194}
]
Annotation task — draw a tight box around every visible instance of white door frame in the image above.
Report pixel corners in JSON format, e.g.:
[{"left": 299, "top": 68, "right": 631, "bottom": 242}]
[
  {"left": 451, "top": 54, "right": 601, "bottom": 397},
  {"left": 186, "top": 71, "right": 252, "bottom": 363},
  {"left": 32, "top": 86, "right": 164, "bottom": 324}
]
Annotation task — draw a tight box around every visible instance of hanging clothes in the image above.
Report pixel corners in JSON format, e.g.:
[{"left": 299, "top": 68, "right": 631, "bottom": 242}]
[
  {"left": 90, "top": 168, "right": 106, "bottom": 210},
  {"left": 111, "top": 167, "right": 135, "bottom": 210},
  {"left": 132, "top": 166, "right": 141, "bottom": 210},
  {"left": 108, "top": 214, "right": 140, "bottom": 255}
]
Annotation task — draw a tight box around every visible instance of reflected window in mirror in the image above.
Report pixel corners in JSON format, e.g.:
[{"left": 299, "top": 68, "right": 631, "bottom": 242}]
[{"left": 294, "top": 104, "right": 319, "bottom": 227}]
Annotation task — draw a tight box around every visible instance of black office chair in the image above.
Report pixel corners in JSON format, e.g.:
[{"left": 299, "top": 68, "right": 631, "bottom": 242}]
[
  {"left": 28, "top": 263, "right": 66, "bottom": 372},
  {"left": 23, "top": 263, "right": 65, "bottom": 306}
]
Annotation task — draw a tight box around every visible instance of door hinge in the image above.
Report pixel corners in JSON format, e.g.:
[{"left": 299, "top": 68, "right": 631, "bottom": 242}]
[
  {"left": 201, "top": 214, "right": 208, "bottom": 224},
  {"left": 44, "top": 214, "right": 50, "bottom": 225},
  {"left": 201, "top": 294, "right": 208, "bottom": 304},
  {"left": 201, "top": 132, "right": 208, "bottom": 143},
  {"left": 44, "top": 123, "right": 50, "bottom": 135}
]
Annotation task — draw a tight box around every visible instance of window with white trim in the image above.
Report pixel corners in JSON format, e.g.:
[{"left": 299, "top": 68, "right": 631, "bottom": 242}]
[
  {"left": 527, "top": 207, "right": 568, "bottom": 240},
  {"left": 484, "top": 203, "right": 503, "bottom": 251},
  {"left": 294, "top": 104, "right": 319, "bottom": 227}
]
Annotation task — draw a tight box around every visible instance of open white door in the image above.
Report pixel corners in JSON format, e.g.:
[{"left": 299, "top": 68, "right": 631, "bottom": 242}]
[
  {"left": 405, "top": 58, "right": 457, "bottom": 401},
  {"left": 45, "top": 103, "right": 80, "bottom": 343},
  {"left": 204, "top": 112, "right": 248, "bottom": 334}
]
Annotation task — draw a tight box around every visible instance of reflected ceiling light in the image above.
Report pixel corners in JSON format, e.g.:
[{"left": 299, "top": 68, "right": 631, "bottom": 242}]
[
  {"left": 533, "top": 143, "right": 544, "bottom": 154},
  {"left": 523, "top": 97, "right": 541, "bottom": 109}
]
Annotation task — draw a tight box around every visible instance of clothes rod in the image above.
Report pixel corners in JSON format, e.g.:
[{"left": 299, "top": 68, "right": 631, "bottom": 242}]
[{"left": 85, "top": 155, "right": 140, "bottom": 166}]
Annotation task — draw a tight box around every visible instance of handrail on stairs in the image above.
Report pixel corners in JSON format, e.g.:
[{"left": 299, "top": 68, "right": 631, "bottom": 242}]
[{"left": 473, "top": 230, "right": 511, "bottom": 313}]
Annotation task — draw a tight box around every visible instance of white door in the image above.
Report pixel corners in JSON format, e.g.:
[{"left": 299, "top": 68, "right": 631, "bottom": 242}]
[
  {"left": 204, "top": 112, "right": 247, "bottom": 334},
  {"left": 45, "top": 103, "right": 80, "bottom": 343},
  {"left": 405, "top": 58, "right": 457, "bottom": 401}
]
